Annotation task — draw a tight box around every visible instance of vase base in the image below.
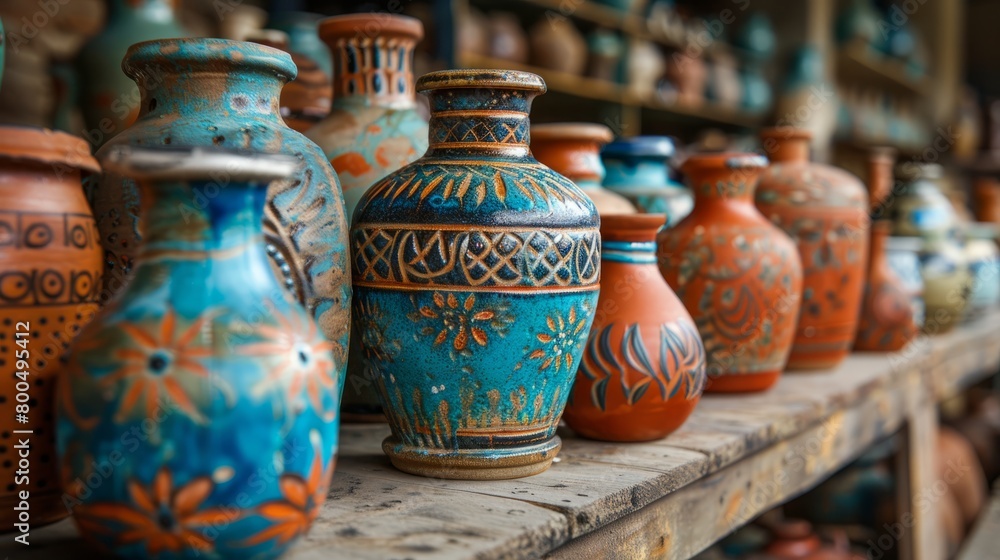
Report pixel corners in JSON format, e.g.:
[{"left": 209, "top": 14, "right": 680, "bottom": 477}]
[
  {"left": 382, "top": 435, "right": 562, "bottom": 480},
  {"left": 785, "top": 352, "right": 848, "bottom": 371},
  {"left": 704, "top": 370, "right": 780, "bottom": 393}
]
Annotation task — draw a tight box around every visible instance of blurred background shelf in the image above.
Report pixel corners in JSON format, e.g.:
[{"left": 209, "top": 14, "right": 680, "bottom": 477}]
[{"left": 836, "top": 44, "right": 932, "bottom": 98}]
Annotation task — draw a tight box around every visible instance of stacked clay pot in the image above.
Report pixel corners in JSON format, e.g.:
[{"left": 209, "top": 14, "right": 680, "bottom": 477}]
[
  {"left": 755, "top": 128, "right": 869, "bottom": 370},
  {"left": 563, "top": 214, "right": 706, "bottom": 442},
  {"left": 657, "top": 153, "right": 803, "bottom": 392},
  {"left": 0, "top": 127, "right": 102, "bottom": 529},
  {"left": 530, "top": 123, "right": 636, "bottom": 215}
]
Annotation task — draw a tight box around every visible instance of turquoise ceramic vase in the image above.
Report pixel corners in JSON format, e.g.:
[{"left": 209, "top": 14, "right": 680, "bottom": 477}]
[
  {"left": 89, "top": 39, "right": 351, "bottom": 384},
  {"left": 601, "top": 136, "right": 692, "bottom": 225},
  {"left": 58, "top": 147, "right": 340, "bottom": 559},
  {"left": 76, "top": 0, "right": 187, "bottom": 147},
  {"left": 352, "top": 70, "right": 600, "bottom": 479},
  {"left": 269, "top": 12, "right": 332, "bottom": 79}
]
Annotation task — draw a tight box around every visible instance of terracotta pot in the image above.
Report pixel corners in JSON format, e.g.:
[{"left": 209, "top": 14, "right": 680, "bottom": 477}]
[
  {"left": 529, "top": 17, "right": 587, "bottom": 75},
  {"left": 89, "top": 39, "right": 351, "bottom": 389},
  {"left": 531, "top": 122, "right": 635, "bottom": 215},
  {"left": 489, "top": 12, "right": 529, "bottom": 63},
  {"left": 0, "top": 127, "right": 101, "bottom": 530},
  {"left": 657, "top": 153, "right": 803, "bottom": 392},
  {"left": 351, "top": 70, "right": 600, "bottom": 479},
  {"left": 59, "top": 147, "right": 339, "bottom": 558},
  {"left": 972, "top": 177, "right": 1000, "bottom": 225},
  {"left": 765, "top": 519, "right": 822, "bottom": 558},
  {"left": 76, "top": 0, "right": 188, "bottom": 148},
  {"left": 247, "top": 29, "right": 332, "bottom": 134},
  {"left": 601, "top": 136, "right": 691, "bottom": 224},
  {"left": 306, "top": 14, "right": 428, "bottom": 220},
  {"left": 666, "top": 50, "right": 708, "bottom": 107},
  {"left": 755, "top": 128, "right": 869, "bottom": 370},
  {"left": 563, "top": 214, "right": 706, "bottom": 441},
  {"left": 937, "top": 427, "right": 988, "bottom": 528},
  {"left": 305, "top": 15, "right": 428, "bottom": 423}
]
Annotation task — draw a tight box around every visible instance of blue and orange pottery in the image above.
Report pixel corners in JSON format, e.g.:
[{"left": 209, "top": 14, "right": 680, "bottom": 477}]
[
  {"left": 657, "top": 153, "right": 803, "bottom": 393},
  {"left": 88, "top": 39, "right": 351, "bottom": 392},
  {"left": 304, "top": 14, "right": 429, "bottom": 423},
  {"left": 351, "top": 69, "right": 601, "bottom": 479},
  {"left": 563, "top": 214, "right": 706, "bottom": 442},
  {"left": 601, "top": 136, "right": 693, "bottom": 225},
  {"left": 58, "top": 147, "right": 341, "bottom": 559}
]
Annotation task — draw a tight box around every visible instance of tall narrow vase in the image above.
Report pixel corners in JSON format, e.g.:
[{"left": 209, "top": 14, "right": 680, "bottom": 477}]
[
  {"left": 530, "top": 122, "right": 636, "bottom": 215},
  {"left": 76, "top": 0, "right": 187, "bottom": 147},
  {"left": 89, "top": 39, "right": 351, "bottom": 383},
  {"left": 563, "top": 214, "right": 706, "bottom": 442},
  {"left": 352, "top": 70, "right": 600, "bottom": 479},
  {"left": 0, "top": 127, "right": 101, "bottom": 528},
  {"left": 755, "top": 128, "right": 869, "bottom": 370},
  {"left": 58, "top": 147, "right": 340, "bottom": 559},
  {"left": 657, "top": 153, "right": 803, "bottom": 392}
]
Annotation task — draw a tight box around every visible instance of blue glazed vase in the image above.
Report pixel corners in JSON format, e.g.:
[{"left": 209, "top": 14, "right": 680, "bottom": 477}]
[
  {"left": 269, "top": 12, "right": 333, "bottom": 79},
  {"left": 351, "top": 70, "right": 600, "bottom": 479},
  {"left": 601, "top": 136, "right": 692, "bottom": 225},
  {"left": 58, "top": 147, "right": 341, "bottom": 559},
  {"left": 89, "top": 39, "right": 351, "bottom": 389}
]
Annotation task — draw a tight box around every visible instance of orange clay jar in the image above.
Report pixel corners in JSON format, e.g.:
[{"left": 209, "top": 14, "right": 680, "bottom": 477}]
[
  {"left": 563, "top": 214, "right": 706, "bottom": 442},
  {"left": 755, "top": 128, "right": 869, "bottom": 370},
  {"left": 657, "top": 153, "right": 803, "bottom": 392},
  {"left": 0, "top": 127, "right": 102, "bottom": 528}
]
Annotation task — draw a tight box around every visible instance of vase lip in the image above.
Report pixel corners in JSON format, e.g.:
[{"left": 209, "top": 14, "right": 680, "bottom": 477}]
[
  {"left": 123, "top": 38, "right": 297, "bottom": 83},
  {"left": 602, "top": 135, "right": 675, "bottom": 158},
  {"left": 531, "top": 123, "right": 613, "bottom": 144},
  {"left": 760, "top": 126, "right": 812, "bottom": 142},
  {"left": 0, "top": 125, "right": 99, "bottom": 173},
  {"left": 600, "top": 213, "right": 666, "bottom": 234},
  {"left": 101, "top": 146, "right": 300, "bottom": 182},
  {"left": 681, "top": 151, "right": 768, "bottom": 175},
  {"left": 417, "top": 69, "right": 546, "bottom": 94},
  {"left": 318, "top": 13, "right": 424, "bottom": 42}
]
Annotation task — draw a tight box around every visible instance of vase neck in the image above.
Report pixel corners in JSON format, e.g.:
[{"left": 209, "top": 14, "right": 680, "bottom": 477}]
[
  {"left": 424, "top": 88, "right": 535, "bottom": 159},
  {"left": 690, "top": 170, "right": 760, "bottom": 205},
  {"left": 328, "top": 36, "right": 418, "bottom": 109},
  {"left": 868, "top": 222, "right": 888, "bottom": 272},
  {"left": 765, "top": 136, "right": 809, "bottom": 163},
  {"left": 600, "top": 215, "right": 662, "bottom": 264}
]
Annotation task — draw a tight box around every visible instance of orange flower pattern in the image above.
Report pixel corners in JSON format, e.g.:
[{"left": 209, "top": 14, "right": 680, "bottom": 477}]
[
  {"left": 525, "top": 304, "right": 592, "bottom": 373},
  {"left": 407, "top": 292, "right": 514, "bottom": 359}
]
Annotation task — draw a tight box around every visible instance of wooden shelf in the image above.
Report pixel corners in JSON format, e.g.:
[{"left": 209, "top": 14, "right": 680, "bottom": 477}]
[
  {"left": 640, "top": 96, "right": 765, "bottom": 129},
  {"left": 836, "top": 44, "right": 931, "bottom": 97},
  {"left": 26, "top": 313, "right": 1000, "bottom": 559}
]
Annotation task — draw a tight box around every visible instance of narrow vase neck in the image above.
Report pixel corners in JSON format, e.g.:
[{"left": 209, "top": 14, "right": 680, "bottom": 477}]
[
  {"left": 766, "top": 136, "right": 809, "bottom": 163},
  {"left": 603, "top": 239, "right": 658, "bottom": 264},
  {"left": 425, "top": 88, "right": 535, "bottom": 159},
  {"left": 689, "top": 169, "right": 761, "bottom": 206},
  {"left": 869, "top": 223, "right": 888, "bottom": 273},
  {"left": 329, "top": 36, "right": 418, "bottom": 109},
  {"left": 134, "top": 71, "right": 286, "bottom": 124}
]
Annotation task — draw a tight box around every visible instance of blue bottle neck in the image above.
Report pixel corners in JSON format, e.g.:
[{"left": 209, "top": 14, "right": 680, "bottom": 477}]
[{"left": 602, "top": 240, "right": 658, "bottom": 264}]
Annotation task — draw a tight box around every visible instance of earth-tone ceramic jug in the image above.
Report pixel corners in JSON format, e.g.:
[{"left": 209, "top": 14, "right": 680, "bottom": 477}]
[
  {"left": 755, "top": 128, "right": 869, "bottom": 370},
  {"left": 563, "top": 214, "right": 705, "bottom": 441},
  {"left": 531, "top": 123, "right": 635, "bottom": 215},
  {"left": 59, "top": 147, "right": 340, "bottom": 559},
  {"left": 89, "top": 39, "right": 351, "bottom": 384},
  {"left": 657, "top": 153, "right": 803, "bottom": 392},
  {"left": 351, "top": 70, "right": 600, "bottom": 479},
  {"left": 0, "top": 127, "right": 101, "bottom": 529}
]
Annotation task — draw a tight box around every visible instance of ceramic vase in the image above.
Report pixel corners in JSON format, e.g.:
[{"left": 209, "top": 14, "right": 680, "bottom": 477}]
[
  {"left": 304, "top": 15, "right": 428, "bottom": 423},
  {"left": 247, "top": 29, "right": 332, "bottom": 134},
  {"left": 531, "top": 123, "right": 635, "bottom": 215},
  {"left": 755, "top": 128, "right": 869, "bottom": 370},
  {"left": 563, "top": 214, "right": 706, "bottom": 442},
  {"left": 58, "top": 147, "right": 340, "bottom": 559},
  {"left": 888, "top": 163, "right": 957, "bottom": 238},
  {"left": 586, "top": 29, "right": 624, "bottom": 81},
  {"left": 836, "top": 0, "right": 880, "bottom": 49},
  {"left": 269, "top": 12, "right": 332, "bottom": 79},
  {"left": 89, "top": 39, "right": 351, "bottom": 383},
  {"left": 854, "top": 222, "right": 917, "bottom": 351},
  {"left": 920, "top": 235, "right": 969, "bottom": 334},
  {"left": 76, "top": 0, "right": 187, "bottom": 148},
  {"left": 306, "top": 14, "right": 428, "bottom": 220},
  {"left": 529, "top": 18, "right": 587, "bottom": 76},
  {"left": 0, "top": 127, "right": 101, "bottom": 529},
  {"left": 666, "top": 51, "right": 708, "bottom": 106},
  {"left": 489, "top": 13, "right": 529, "bottom": 64},
  {"left": 885, "top": 236, "right": 926, "bottom": 329},
  {"left": 601, "top": 136, "right": 692, "bottom": 225},
  {"left": 657, "top": 153, "right": 803, "bottom": 392},
  {"left": 964, "top": 223, "right": 1000, "bottom": 320},
  {"left": 351, "top": 70, "right": 600, "bottom": 479},
  {"left": 775, "top": 46, "right": 837, "bottom": 156}
]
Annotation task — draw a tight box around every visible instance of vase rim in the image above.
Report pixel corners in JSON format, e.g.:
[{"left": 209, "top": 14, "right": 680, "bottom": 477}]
[
  {"left": 0, "top": 126, "right": 99, "bottom": 173},
  {"left": 681, "top": 152, "right": 768, "bottom": 175},
  {"left": 417, "top": 69, "right": 546, "bottom": 94},
  {"left": 602, "top": 135, "right": 675, "bottom": 158},
  {"left": 101, "top": 146, "right": 300, "bottom": 182},
  {"left": 319, "top": 13, "right": 424, "bottom": 42},
  {"left": 532, "top": 123, "right": 613, "bottom": 144},
  {"left": 123, "top": 38, "right": 297, "bottom": 82},
  {"left": 600, "top": 213, "right": 666, "bottom": 234},
  {"left": 760, "top": 127, "right": 812, "bottom": 141}
]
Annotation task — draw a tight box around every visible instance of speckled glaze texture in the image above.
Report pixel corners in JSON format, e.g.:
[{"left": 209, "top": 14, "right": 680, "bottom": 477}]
[
  {"left": 755, "top": 128, "right": 869, "bottom": 370},
  {"left": 351, "top": 70, "right": 600, "bottom": 479},
  {"left": 601, "top": 136, "right": 692, "bottom": 225},
  {"left": 855, "top": 222, "right": 917, "bottom": 351},
  {"left": 563, "top": 214, "right": 705, "bottom": 442},
  {"left": 88, "top": 39, "right": 351, "bottom": 388},
  {"left": 306, "top": 14, "right": 429, "bottom": 220},
  {"left": 657, "top": 153, "right": 802, "bottom": 393},
  {"left": 0, "top": 128, "right": 101, "bottom": 528},
  {"left": 59, "top": 149, "right": 340, "bottom": 559}
]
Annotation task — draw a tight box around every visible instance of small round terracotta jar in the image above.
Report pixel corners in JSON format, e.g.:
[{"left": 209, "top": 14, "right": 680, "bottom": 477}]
[
  {"left": 563, "top": 214, "right": 706, "bottom": 442},
  {"left": 755, "top": 128, "right": 869, "bottom": 370},
  {"left": 657, "top": 153, "right": 803, "bottom": 393},
  {"left": 531, "top": 123, "right": 636, "bottom": 215},
  {"left": 601, "top": 136, "right": 692, "bottom": 225},
  {"left": 246, "top": 29, "right": 332, "bottom": 133},
  {"left": 0, "top": 127, "right": 102, "bottom": 528}
]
